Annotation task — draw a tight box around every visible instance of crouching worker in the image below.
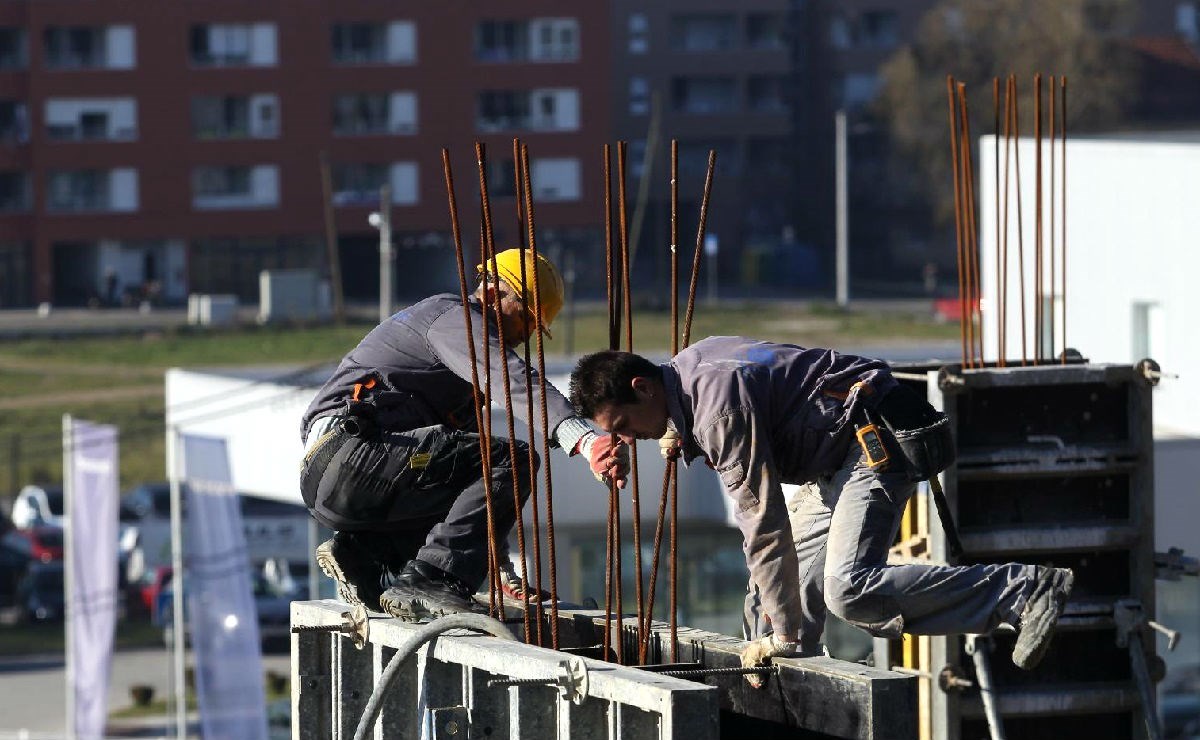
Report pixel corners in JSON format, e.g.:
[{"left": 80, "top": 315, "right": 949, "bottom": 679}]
[
  {"left": 300, "top": 249, "right": 628, "bottom": 621},
  {"left": 568, "top": 337, "right": 1073, "bottom": 685}
]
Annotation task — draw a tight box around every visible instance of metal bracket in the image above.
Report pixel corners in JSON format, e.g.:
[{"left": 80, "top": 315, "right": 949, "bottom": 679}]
[
  {"left": 429, "top": 705, "right": 469, "bottom": 738},
  {"left": 290, "top": 605, "right": 371, "bottom": 649}
]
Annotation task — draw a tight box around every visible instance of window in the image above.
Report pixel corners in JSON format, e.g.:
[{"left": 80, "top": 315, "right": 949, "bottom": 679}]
[
  {"left": 1177, "top": 2, "right": 1200, "bottom": 43},
  {"left": 629, "top": 77, "right": 649, "bottom": 115},
  {"left": 678, "top": 139, "right": 737, "bottom": 177},
  {"left": 44, "top": 27, "right": 104, "bottom": 69},
  {"left": 190, "top": 23, "right": 277, "bottom": 67},
  {"left": 858, "top": 10, "right": 898, "bottom": 48},
  {"left": 628, "top": 13, "right": 649, "bottom": 54},
  {"left": 331, "top": 22, "right": 414, "bottom": 65},
  {"left": 670, "top": 14, "right": 735, "bottom": 52},
  {"left": 331, "top": 162, "right": 390, "bottom": 205},
  {"left": 192, "top": 95, "right": 278, "bottom": 139},
  {"left": 842, "top": 73, "right": 880, "bottom": 109},
  {"left": 0, "top": 101, "right": 28, "bottom": 144},
  {"left": 530, "top": 158, "right": 580, "bottom": 202},
  {"left": 747, "top": 76, "right": 788, "bottom": 113},
  {"left": 476, "top": 20, "right": 527, "bottom": 61},
  {"left": 0, "top": 171, "right": 29, "bottom": 212},
  {"left": 528, "top": 18, "right": 579, "bottom": 61},
  {"left": 47, "top": 169, "right": 138, "bottom": 213},
  {"left": 485, "top": 159, "right": 517, "bottom": 198},
  {"left": 192, "top": 165, "right": 278, "bottom": 210},
  {"left": 477, "top": 90, "right": 529, "bottom": 131},
  {"left": 45, "top": 98, "right": 138, "bottom": 141},
  {"left": 746, "top": 14, "right": 786, "bottom": 50},
  {"left": 476, "top": 18, "right": 577, "bottom": 62},
  {"left": 477, "top": 89, "right": 577, "bottom": 132},
  {"left": 0, "top": 28, "right": 27, "bottom": 70},
  {"left": 671, "top": 77, "right": 737, "bottom": 115},
  {"left": 332, "top": 92, "right": 416, "bottom": 136}
]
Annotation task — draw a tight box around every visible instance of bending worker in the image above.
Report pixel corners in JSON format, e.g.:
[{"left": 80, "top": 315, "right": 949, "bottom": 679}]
[
  {"left": 300, "top": 249, "right": 627, "bottom": 620},
  {"left": 568, "top": 337, "right": 1073, "bottom": 683}
]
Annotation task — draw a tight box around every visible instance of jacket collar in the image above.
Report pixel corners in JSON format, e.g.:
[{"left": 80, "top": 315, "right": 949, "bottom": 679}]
[{"left": 660, "top": 363, "right": 705, "bottom": 465}]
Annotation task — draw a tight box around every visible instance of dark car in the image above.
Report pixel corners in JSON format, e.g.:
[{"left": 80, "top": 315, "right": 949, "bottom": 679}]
[
  {"left": 16, "top": 561, "right": 65, "bottom": 622},
  {"left": 13, "top": 526, "right": 64, "bottom": 562},
  {"left": 0, "top": 536, "right": 33, "bottom": 610}
]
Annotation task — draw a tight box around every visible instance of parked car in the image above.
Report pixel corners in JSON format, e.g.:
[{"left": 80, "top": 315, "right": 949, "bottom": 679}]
[
  {"left": 11, "top": 526, "right": 64, "bottom": 562},
  {"left": 11, "top": 484, "right": 64, "bottom": 530},
  {"left": 16, "top": 561, "right": 64, "bottom": 622},
  {"left": 0, "top": 536, "right": 33, "bottom": 610}
]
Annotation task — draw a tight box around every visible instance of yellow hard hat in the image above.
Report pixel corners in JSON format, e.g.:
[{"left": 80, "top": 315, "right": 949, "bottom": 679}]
[{"left": 478, "top": 248, "right": 565, "bottom": 337}]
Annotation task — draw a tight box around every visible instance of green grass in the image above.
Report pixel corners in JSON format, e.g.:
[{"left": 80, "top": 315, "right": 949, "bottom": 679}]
[
  {"left": 0, "top": 304, "right": 956, "bottom": 496},
  {"left": 0, "top": 618, "right": 164, "bottom": 656}
]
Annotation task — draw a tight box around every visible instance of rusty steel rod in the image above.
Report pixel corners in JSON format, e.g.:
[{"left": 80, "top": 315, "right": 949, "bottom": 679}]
[
  {"left": 681, "top": 151, "right": 716, "bottom": 349},
  {"left": 601, "top": 144, "right": 616, "bottom": 661},
  {"left": 519, "top": 143, "right": 561, "bottom": 648},
  {"left": 1060, "top": 77, "right": 1067, "bottom": 364},
  {"left": 1048, "top": 77, "right": 1056, "bottom": 363},
  {"left": 947, "top": 77, "right": 968, "bottom": 366},
  {"left": 472, "top": 143, "right": 504, "bottom": 616},
  {"left": 1001, "top": 77, "right": 1014, "bottom": 367},
  {"left": 1010, "top": 75, "right": 1028, "bottom": 366},
  {"left": 958, "top": 82, "right": 982, "bottom": 367},
  {"left": 1034, "top": 73, "right": 1043, "bottom": 364},
  {"left": 477, "top": 143, "right": 525, "bottom": 625},
  {"left": 441, "top": 148, "right": 499, "bottom": 617},
  {"left": 993, "top": 78, "right": 1002, "bottom": 366},
  {"left": 669, "top": 138, "right": 680, "bottom": 661},
  {"left": 642, "top": 461, "right": 672, "bottom": 662},
  {"left": 617, "top": 141, "right": 647, "bottom": 658}
]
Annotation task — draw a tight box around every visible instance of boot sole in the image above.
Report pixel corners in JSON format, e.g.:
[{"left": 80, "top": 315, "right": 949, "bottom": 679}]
[
  {"left": 379, "top": 588, "right": 487, "bottom": 623},
  {"left": 316, "top": 539, "right": 382, "bottom": 612},
  {"left": 1012, "top": 569, "right": 1075, "bottom": 670}
]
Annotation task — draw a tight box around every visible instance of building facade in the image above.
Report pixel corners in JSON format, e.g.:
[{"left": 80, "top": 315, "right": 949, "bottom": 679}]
[{"left": 0, "top": 1, "right": 609, "bottom": 307}]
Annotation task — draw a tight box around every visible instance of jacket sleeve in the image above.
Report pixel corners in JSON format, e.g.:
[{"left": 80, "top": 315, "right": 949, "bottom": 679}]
[
  {"left": 426, "top": 304, "right": 581, "bottom": 448},
  {"left": 697, "top": 408, "right": 803, "bottom": 640}
]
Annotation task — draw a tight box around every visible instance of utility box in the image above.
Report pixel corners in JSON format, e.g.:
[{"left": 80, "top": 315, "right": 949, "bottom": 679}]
[
  {"left": 880, "top": 362, "right": 1161, "bottom": 740},
  {"left": 259, "top": 269, "right": 331, "bottom": 324},
  {"left": 187, "top": 293, "right": 239, "bottom": 326}
]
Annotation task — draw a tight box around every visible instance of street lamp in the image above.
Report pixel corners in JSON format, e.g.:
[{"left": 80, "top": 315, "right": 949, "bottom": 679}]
[{"left": 369, "top": 184, "right": 393, "bottom": 322}]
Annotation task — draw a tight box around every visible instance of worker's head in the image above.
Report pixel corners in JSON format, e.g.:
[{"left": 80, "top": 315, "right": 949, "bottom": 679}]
[
  {"left": 569, "top": 351, "right": 668, "bottom": 444},
  {"left": 475, "top": 248, "right": 565, "bottom": 342}
]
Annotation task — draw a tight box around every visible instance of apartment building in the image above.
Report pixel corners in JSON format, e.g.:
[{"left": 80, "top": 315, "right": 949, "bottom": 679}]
[{"left": 0, "top": 2, "right": 608, "bottom": 307}]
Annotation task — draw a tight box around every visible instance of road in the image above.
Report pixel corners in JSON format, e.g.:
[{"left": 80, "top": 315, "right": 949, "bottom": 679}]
[{"left": 0, "top": 645, "right": 291, "bottom": 736}]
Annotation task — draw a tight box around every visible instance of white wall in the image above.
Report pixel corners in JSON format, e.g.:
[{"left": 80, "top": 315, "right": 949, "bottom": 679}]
[{"left": 978, "top": 135, "right": 1198, "bottom": 435}]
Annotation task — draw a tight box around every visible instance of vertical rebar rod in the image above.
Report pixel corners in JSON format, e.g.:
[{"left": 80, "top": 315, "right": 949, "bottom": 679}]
[
  {"left": 947, "top": 77, "right": 968, "bottom": 366},
  {"left": 669, "top": 138, "right": 680, "bottom": 660},
  {"left": 1048, "top": 77, "right": 1056, "bottom": 363},
  {"left": 1060, "top": 77, "right": 1068, "bottom": 364},
  {"left": 617, "top": 141, "right": 646, "bottom": 658},
  {"left": 958, "top": 82, "right": 982, "bottom": 367},
  {"left": 601, "top": 144, "right": 616, "bottom": 661},
  {"left": 1001, "top": 77, "right": 1013, "bottom": 367},
  {"left": 520, "top": 142, "right": 560, "bottom": 649},
  {"left": 681, "top": 151, "right": 716, "bottom": 349},
  {"left": 1033, "top": 73, "right": 1043, "bottom": 364},
  {"left": 993, "top": 78, "right": 1002, "bottom": 366},
  {"left": 512, "top": 139, "right": 545, "bottom": 645},
  {"left": 478, "top": 146, "right": 533, "bottom": 642},
  {"left": 1010, "top": 75, "right": 1028, "bottom": 366},
  {"left": 473, "top": 143, "right": 503, "bottom": 615}
]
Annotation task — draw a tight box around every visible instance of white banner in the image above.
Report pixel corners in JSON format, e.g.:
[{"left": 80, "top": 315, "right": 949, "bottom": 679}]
[
  {"left": 182, "top": 434, "right": 268, "bottom": 740},
  {"left": 65, "top": 418, "right": 119, "bottom": 740}
]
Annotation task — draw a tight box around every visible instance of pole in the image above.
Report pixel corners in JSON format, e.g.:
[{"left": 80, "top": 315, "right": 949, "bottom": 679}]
[
  {"left": 835, "top": 109, "right": 849, "bottom": 307},
  {"left": 318, "top": 151, "right": 345, "bottom": 324},
  {"left": 62, "top": 415, "right": 74, "bottom": 740},
  {"left": 167, "top": 426, "right": 187, "bottom": 739},
  {"left": 376, "top": 184, "right": 393, "bottom": 322}
]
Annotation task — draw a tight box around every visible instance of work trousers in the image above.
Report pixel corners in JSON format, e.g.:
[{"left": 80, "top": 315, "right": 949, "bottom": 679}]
[
  {"left": 301, "top": 418, "right": 537, "bottom": 591},
  {"left": 744, "top": 445, "right": 1037, "bottom": 654}
]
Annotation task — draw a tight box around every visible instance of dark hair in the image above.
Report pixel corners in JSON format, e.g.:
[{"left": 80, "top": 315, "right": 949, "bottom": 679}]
[{"left": 569, "top": 350, "right": 661, "bottom": 418}]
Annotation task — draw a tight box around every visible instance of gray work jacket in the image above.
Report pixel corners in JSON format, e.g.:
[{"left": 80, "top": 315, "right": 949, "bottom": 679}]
[
  {"left": 662, "top": 336, "right": 897, "bottom": 639},
  {"left": 301, "top": 293, "right": 588, "bottom": 450}
]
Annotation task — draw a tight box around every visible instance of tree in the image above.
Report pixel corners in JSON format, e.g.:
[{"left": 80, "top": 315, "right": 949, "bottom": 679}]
[{"left": 876, "top": 0, "right": 1138, "bottom": 227}]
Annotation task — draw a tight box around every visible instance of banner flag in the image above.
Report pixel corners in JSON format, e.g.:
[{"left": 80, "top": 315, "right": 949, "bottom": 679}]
[
  {"left": 182, "top": 433, "right": 268, "bottom": 740},
  {"left": 66, "top": 419, "right": 120, "bottom": 740}
]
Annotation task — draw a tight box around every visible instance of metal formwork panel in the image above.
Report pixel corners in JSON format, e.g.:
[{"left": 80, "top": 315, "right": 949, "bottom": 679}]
[
  {"left": 905, "top": 363, "right": 1158, "bottom": 740},
  {"left": 292, "top": 599, "right": 919, "bottom": 740}
]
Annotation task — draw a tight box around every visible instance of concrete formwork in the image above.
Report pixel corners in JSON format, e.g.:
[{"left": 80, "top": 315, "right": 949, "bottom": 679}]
[{"left": 291, "top": 599, "right": 917, "bottom": 740}]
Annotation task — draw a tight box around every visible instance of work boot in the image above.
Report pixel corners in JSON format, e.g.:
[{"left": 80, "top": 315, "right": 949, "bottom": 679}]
[
  {"left": 1012, "top": 567, "right": 1075, "bottom": 670},
  {"left": 379, "top": 559, "right": 486, "bottom": 622},
  {"left": 315, "top": 533, "right": 385, "bottom": 613}
]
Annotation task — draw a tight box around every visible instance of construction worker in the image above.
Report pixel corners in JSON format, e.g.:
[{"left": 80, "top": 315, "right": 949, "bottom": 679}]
[
  {"left": 568, "top": 337, "right": 1074, "bottom": 685},
  {"left": 300, "top": 248, "right": 627, "bottom": 620}
]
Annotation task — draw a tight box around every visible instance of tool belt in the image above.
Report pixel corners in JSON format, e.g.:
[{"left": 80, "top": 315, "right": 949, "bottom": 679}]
[{"left": 873, "top": 384, "right": 956, "bottom": 482}]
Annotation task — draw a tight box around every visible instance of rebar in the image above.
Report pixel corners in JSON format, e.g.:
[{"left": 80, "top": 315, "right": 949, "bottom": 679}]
[
  {"left": 520, "top": 142, "right": 561, "bottom": 649},
  {"left": 1048, "top": 77, "right": 1056, "bottom": 363},
  {"left": 1010, "top": 75, "right": 1028, "bottom": 366},
  {"left": 1060, "top": 76, "right": 1068, "bottom": 364},
  {"left": 1034, "top": 73, "right": 1043, "bottom": 364},
  {"left": 994, "top": 78, "right": 1002, "bottom": 366},
  {"left": 681, "top": 151, "right": 716, "bottom": 349},
  {"left": 443, "top": 148, "right": 501, "bottom": 617},
  {"left": 654, "top": 665, "right": 780, "bottom": 679},
  {"left": 669, "top": 139, "right": 680, "bottom": 661},
  {"left": 601, "top": 143, "right": 615, "bottom": 662},
  {"left": 947, "top": 77, "right": 968, "bottom": 367},
  {"left": 958, "top": 82, "right": 982, "bottom": 367}
]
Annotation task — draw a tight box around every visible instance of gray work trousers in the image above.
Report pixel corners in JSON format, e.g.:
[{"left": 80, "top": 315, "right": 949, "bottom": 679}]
[
  {"left": 744, "top": 446, "right": 1037, "bottom": 654},
  {"left": 301, "top": 419, "right": 537, "bottom": 591}
]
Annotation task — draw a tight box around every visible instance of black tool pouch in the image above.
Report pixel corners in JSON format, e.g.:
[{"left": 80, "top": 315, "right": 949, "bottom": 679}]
[{"left": 887, "top": 416, "right": 956, "bottom": 482}]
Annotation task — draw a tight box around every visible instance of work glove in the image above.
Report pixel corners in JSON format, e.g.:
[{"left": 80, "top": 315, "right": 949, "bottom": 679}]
[
  {"left": 578, "top": 431, "right": 629, "bottom": 488},
  {"left": 740, "top": 633, "right": 798, "bottom": 688},
  {"left": 658, "top": 428, "right": 682, "bottom": 461}
]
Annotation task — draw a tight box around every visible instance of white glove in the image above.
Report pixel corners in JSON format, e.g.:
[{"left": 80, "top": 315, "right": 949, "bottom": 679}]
[
  {"left": 658, "top": 428, "right": 682, "bottom": 461},
  {"left": 740, "top": 633, "right": 798, "bottom": 688},
  {"left": 578, "top": 431, "right": 629, "bottom": 488}
]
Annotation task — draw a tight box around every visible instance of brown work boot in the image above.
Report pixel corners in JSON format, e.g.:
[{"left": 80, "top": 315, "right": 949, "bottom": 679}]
[
  {"left": 1012, "top": 567, "right": 1074, "bottom": 670},
  {"left": 315, "top": 533, "right": 385, "bottom": 612}
]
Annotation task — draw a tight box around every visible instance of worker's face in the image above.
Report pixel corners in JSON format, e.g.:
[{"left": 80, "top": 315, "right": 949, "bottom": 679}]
[
  {"left": 491, "top": 285, "right": 539, "bottom": 345},
  {"left": 590, "top": 377, "right": 669, "bottom": 445}
]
